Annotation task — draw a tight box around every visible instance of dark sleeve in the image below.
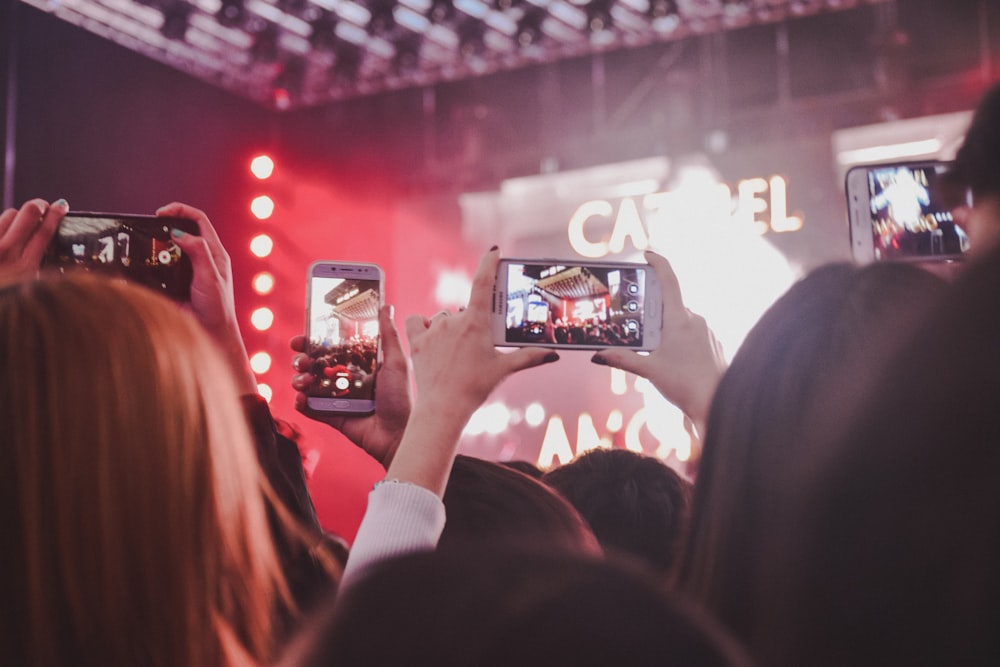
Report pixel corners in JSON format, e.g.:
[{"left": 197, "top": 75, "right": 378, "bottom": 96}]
[{"left": 240, "top": 393, "right": 321, "bottom": 531}]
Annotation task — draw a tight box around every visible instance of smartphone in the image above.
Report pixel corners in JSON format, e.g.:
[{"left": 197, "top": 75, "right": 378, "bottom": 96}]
[
  {"left": 42, "top": 212, "right": 199, "bottom": 301},
  {"left": 304, "top": 261, "right": 383, "bottom": 414},
  {"left": 492, "top": 258, "right": 663, "bottom": 351},
  {"left": 846, "top": 161, "right": 971, "bottom": 264}
]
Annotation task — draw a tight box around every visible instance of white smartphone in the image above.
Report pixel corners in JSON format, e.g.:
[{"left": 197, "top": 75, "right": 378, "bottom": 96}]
[
  {"left": 846, "top": 161, "right": 971, "bottom": 264},
  {"left": 492, "top": 258, "right": 663, "bottom": 351},
  {"left": 304, "top": 261, "right": 383, "bottom": 414}
]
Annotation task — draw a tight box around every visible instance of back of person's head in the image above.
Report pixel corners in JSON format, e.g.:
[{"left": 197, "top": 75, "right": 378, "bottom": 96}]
[
  {"left": 0, "top": 273, "right": 289, "bottom": 667},
  {"left": 500, "top": 459, "right": 545, "bottom": 479},
  {"left": 674, "top": 261, "right": 948, "bottom": 640},
  {"left": 281, "top": 545, "right": 751, "bottom": 667},
  {"left": 945, "top": 82, "right": 1000, "bottom": 202},
  {"left": 543, "top": 448, "right": 691, "bottom": 575},
  {"left": 440, "top": 454, "right": 600, "bottom": 555},
  {"left": 751, "top": 245, "right": 1000, "bottom": 665}
]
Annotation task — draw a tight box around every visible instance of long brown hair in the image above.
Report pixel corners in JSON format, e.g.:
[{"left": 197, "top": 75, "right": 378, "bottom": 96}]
[{"left": 0, "top": 274, "right": 291, "bottom": 666}]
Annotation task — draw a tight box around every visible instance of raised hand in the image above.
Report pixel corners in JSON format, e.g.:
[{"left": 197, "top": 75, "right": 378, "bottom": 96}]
[
  {"left": 0, "top": 199, "right": 68, "bottom": 284},
  {"left": 590, "top": 250, "right": 726, "bottom": 439}
]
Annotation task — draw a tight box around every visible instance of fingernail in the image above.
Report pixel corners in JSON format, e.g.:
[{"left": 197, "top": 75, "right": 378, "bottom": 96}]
[
  {"left": 591, "top": 354, "right": 608, "bottom": 366},
  {"left": 543, "top": 351, "right": 560, "bottom": 364},
  {"left": 489, "top": 245, "right": 499, "bottom": 252},
  {"left": 171, "top": 228, "right": 185, "bottom": 239},
  {"left": 53, "top": 198, "right": 68, "bottom": 208}
]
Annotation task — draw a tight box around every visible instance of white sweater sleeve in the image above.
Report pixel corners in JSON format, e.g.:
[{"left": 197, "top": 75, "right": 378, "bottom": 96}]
[{"left": 340, "top": 480, "right": 446, "bottom": 588}]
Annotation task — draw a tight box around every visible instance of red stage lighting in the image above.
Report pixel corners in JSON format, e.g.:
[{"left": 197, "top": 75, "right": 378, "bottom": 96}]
[
  {"left": 251, "top": 307, "right": 275, "bottom": 331},
  {"left": 251, "top": 194, "right": 275, "bottom": 220},
  {"left": 250, "top": 234, "right": 274, "bottom": 258},
  {"left": 250, "top": 351, "right": 273, "bottom": 374},
  {"left": 252, "top": 271, "right": 276, "bottom": 294},
  {"left": 250, "top": 154, "right": 275, "bottom": 179}
]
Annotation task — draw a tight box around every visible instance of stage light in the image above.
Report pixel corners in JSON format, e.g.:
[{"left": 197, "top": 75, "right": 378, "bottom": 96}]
[
  {"left": 257, "top": 383, "right": 274, "bottom": 402},
  {"left": 216, "top": 0, "right": 245, "bottom": 28},
  {"left": 252, "top": 271, "right": 276, "bottom": 294},
  {"left": 250, "top": 234, "right": 274, "bottom": 257},
  {"left": 585, "top": 0, "right": 613, "bottom": 32},
  {"left": 272, "top": 58, "right": 306, "bottom": 109},
  {"left": 525, "top": 402, "right": 546, "bottom": 427},
  {"left": 160, "top": 3, "right": 191, "bottom": 41},
  {"left": 251, "top": 307, "right": 275, "bottom": 331},
  {"left": 434, "top": 269, "right": 472, "bottom": 308},
  {"left": 250, "top": 154, "right": 275, "bottom": 179},
  {"left": 250, "top": 351, "right": 273, "bottom": 374},
  {"left": 250, "top": 195, "right": 275, "bottom": 220}
]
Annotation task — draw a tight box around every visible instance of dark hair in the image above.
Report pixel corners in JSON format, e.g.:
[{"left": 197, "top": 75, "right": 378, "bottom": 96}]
[
  {"left": 752, "top": 244, "right": 1000, "bottom": 665},
  {"left": 543, "top": 448, "right": 691, "bottom": 575},
  {"left": 673, "top": 261, "right": 948, "bottom": 641},
  {"left": 501, "top": 459, "right": 545, "bottom": 479},
  {"left": 281, "top": 546, "right": 751, "bottom": 667},
  {"left": 945, "top": 83, "right": 1000, "bottom": 201},
  {"left": 439, "top": 455, "right": 600, "bottom": 555}
]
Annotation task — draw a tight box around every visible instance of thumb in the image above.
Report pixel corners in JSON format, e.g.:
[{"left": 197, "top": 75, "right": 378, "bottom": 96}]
[
  {"left": 590, "top": 348, "right": 649, "bottom": 378},
  {"left": 501, "top": 347, "right": 561, "bottom": 375}
]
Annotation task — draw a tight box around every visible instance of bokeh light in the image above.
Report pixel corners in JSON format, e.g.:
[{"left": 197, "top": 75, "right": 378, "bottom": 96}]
[
  {"left": 252, "top": 271, "right": 275, "bottom": 294},
  {"left": 250, "top": 154, "right": 275, "bottom": 179},
  {"left": 250, "top": 195, "right": 275, "bottom": 220},
  {"left": 250, "top": 351, "right": 272, "bottom": 374},
  {"left": 250, "top": 234, "right": 274, "bottom": 258},
  {"left": 251, "top": 307, "right": 275, "bottom": 331}
]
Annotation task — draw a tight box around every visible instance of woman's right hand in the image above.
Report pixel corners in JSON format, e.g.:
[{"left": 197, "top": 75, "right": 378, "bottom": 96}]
[
  {"left": 590, "top": 250, "right": 726, "bottom": 440},
  {"left": 290, "top": 304, "right": 412, "bottom": 468},
  {"left": 0, "top": 199, "right": 68, "bottom": 284}
]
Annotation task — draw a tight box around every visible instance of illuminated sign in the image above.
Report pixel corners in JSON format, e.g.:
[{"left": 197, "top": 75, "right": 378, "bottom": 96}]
[{"left": 568, "top": 175, "right": 803, "bottom": 258}]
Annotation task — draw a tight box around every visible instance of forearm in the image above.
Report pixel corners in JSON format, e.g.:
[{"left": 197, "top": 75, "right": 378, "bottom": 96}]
[{"left": 383, "top": 398, "right": 475, "bottom": 497}]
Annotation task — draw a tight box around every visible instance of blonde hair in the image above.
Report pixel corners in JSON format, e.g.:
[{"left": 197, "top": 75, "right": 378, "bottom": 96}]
[{"left": 0, "top": 273, "right": 290, "bottom": 666}]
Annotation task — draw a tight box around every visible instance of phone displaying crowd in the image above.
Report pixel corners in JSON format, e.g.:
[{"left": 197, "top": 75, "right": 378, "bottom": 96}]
[
  {"left": 43, "top": 213, "right": 198, "bottom": 300},
  {"left": 847, "top": 162, "right": 970, "bottom": 263},
  {"left": 493, "top": 260, "right": 662, "bottom": 351},
  {"left": 305, "top": 262, "right": 383, "bottom": 414}
]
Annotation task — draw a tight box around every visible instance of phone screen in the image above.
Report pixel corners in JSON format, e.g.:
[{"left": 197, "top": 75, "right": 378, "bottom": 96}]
[
  {"left": 42, "top": 213, "right": 198, "bottom": 301},
  {"left": 865, "top": 163, "right": 969, "bottom": 261},
  {"left": 305, "top": 266, "right": 381, "bottom": 412},
  {"left": 501, "top": 261, "right": 649, "bottom": 349}
]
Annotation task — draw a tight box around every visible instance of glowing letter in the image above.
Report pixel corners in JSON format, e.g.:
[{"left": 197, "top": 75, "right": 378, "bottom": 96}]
[
  {"left": 568, "top": 200, "right": 613, "bottom": 258},
  {"left": 768, "top": 175, "right": 803, "bottom": 232},
  {"left": 608, "top": 198, "right": 649, "bottom": 254},
  {"left": 736, "top": 177, "right": 770, "bottom": 235},
  {"left": 624, "top": 408, "right": 647, "bottom": 454},
  {"left": 537, "top": 415, "right": 575, "bottom": 468},
  {"left": 610, "top": 367, "right": 627, "bottom": 395},
  {"left": 576, "top": 413, "right": 610, "bottom": 456}
]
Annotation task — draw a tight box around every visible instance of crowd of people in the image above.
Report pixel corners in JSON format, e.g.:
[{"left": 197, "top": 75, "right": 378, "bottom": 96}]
[{"left": 3, "top": 82, "right": 1000, "bottom": 665}]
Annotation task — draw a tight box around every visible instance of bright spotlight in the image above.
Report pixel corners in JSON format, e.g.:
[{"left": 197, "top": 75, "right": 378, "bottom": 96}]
[
  {"left": 250, "top": 154, "right": 275, "bottom": 179},
  {"left": 252, "top": 271, "right": 275, "bottom": 295},
  {"left": 525, "top": 402, "right": 546, "bottom": 427},
  {"left": 257, "top": 383, "right": 273, "bottom": 402},
  {"left": 250, "top": 195, "right": 275, "bottom": 220},
  {"left": 250, "top": 351, "right": 273, "bottom": 374},
  {"left": 250, "top": 234, "right": 274, "bottom": 258},
  {"left": 251, "top": 307, "right": 275, "bottom": 331}
]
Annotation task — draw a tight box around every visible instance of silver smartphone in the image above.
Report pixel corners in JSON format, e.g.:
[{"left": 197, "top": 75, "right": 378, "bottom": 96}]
[
  {"left": 492, "top": 258, "right": 663, "bottom": 351},
  {"left": 304, "top": 261, "right": 383, "bottom": 414},
  {"left": 846, "top": 161, "right": 970, "bottom": 264}
]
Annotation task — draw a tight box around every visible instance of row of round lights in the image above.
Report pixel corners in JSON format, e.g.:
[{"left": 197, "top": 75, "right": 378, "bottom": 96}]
[{"left": 248, "top": 154, "right": 277, "bottom": 401}]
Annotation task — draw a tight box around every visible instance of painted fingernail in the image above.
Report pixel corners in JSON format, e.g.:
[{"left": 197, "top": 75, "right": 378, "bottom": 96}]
[
  {"left": 591, "top": 354, "right": 608, "bottom": 366},
  {"left": 543, "top": 352, "right": 560, "bottom": 364},
  {"left": 489, "top": 245, "right": 499, "bottom": 252},
  {"left": 171, "top": 228, "right": 185, "bottom": 239},
  {"left": 53, "top": 198, "right": 68, "bottom": 208}
]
